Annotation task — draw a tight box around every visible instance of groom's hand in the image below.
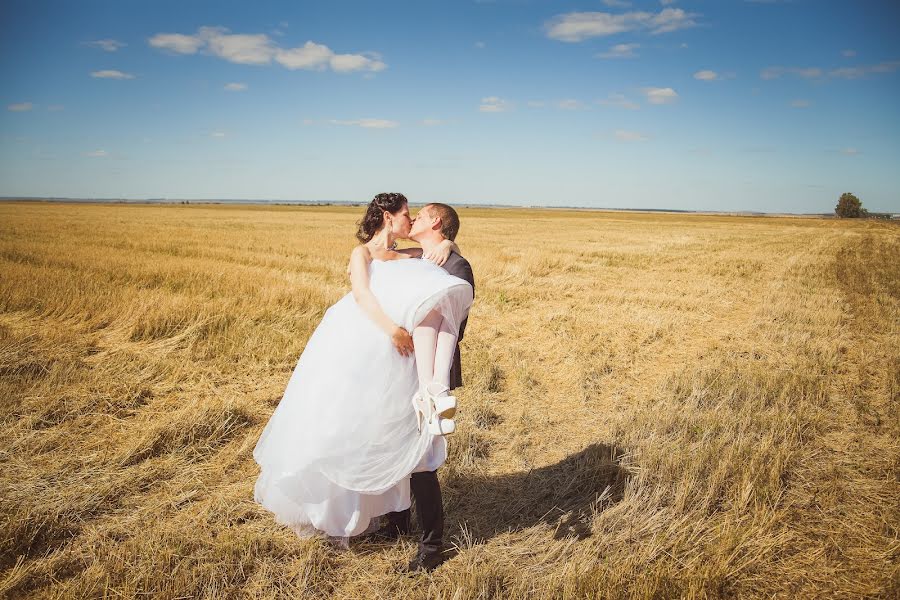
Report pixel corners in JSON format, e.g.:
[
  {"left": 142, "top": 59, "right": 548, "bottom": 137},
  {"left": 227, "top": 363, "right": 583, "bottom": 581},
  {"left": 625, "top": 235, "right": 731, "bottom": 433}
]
[{"left": 391, "top": 326, "right": 414, "bottom": 357}]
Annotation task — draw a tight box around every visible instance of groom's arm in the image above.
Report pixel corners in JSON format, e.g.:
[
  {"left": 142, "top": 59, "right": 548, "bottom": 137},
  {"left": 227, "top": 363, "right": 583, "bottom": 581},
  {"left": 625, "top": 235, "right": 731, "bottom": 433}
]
[
  {"left": 443, "top": 254, "right": 474, "bottom": 341},
  {"left": 445, "top": 255, "right": 474, "bottom": 296}
]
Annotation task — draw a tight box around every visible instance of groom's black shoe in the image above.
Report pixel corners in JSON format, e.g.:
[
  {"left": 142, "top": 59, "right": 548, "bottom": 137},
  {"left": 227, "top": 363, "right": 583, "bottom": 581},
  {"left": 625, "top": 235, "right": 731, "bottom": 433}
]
[
  {"left": 405, "top": 548, "right": 448, "bottom": 573},
  {"left": 364, "top": 522, "right": 409, "bottom": 543}
]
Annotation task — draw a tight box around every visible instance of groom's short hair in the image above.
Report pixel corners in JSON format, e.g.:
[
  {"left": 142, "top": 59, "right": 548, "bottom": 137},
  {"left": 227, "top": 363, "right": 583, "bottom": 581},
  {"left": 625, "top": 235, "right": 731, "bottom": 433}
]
[{"left": 426, "top": 203, "right": 460, "bottom": 241}]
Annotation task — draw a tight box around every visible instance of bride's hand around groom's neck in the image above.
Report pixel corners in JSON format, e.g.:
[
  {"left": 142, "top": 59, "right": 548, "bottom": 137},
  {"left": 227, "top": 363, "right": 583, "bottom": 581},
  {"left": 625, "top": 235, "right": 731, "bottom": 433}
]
[{"left": 423, "top": 239, "right": 458, "bottom": 266}]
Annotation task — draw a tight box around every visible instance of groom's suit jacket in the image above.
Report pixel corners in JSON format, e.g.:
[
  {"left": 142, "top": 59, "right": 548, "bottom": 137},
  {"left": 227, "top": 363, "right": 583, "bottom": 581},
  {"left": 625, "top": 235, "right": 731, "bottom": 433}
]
[{"left": 439, "top": 251, "right": 474, "bottom": 390}]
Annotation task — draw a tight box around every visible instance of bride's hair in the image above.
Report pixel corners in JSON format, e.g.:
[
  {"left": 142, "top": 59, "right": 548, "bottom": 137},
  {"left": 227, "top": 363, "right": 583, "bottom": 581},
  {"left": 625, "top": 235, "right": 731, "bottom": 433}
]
[{"left": 356, "top": 193, "right": 408, "bottom": 243}]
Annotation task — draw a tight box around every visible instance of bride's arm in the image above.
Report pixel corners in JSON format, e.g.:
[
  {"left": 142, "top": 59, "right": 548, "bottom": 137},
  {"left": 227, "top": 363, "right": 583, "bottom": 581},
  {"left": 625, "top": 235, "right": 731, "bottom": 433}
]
[
  {"left": 396, "top": 239, "right": 460, "bottom": 266},
  {"left": 349, "top": 246, "right": 414, "bottom": 356}
]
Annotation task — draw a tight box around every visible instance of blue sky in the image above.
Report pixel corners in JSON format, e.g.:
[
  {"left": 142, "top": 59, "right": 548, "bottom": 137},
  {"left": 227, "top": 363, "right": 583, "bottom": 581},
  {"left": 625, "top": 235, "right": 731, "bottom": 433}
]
[{"left": 1, "top": 0, "right": 898, "bottom": 213}]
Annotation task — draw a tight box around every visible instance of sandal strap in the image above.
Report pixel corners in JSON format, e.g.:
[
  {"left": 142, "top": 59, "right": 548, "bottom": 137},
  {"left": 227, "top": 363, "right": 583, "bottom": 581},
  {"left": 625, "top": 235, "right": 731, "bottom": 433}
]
[{"left": 426, "top": 382, "right": 451, "bottom": 397}]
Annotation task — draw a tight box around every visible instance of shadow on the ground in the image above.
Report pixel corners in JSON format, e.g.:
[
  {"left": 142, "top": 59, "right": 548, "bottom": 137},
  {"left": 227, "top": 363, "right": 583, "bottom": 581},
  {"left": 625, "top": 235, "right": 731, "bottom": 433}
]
[{"left": 441, "top": 443, "right": 630, "bottom": 543}]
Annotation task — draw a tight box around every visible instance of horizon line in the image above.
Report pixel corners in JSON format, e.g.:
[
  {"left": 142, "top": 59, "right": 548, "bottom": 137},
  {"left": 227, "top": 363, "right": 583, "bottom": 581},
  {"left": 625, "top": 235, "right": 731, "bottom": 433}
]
[{"left": 0, "top": 196, "right": 872, "bottom": 218}]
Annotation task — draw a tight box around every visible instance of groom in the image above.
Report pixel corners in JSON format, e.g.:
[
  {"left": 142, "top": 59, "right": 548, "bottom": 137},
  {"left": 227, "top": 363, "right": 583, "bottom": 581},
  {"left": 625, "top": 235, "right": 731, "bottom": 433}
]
[{"left": 374, "top": 202, "right": 474, "bottom": 572}]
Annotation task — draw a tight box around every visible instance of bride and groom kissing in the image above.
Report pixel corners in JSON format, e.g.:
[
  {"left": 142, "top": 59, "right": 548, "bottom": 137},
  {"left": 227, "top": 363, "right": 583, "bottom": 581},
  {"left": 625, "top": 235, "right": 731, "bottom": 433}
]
[{"left": 253, "top": 193, "right": 475, "bottom": 573}]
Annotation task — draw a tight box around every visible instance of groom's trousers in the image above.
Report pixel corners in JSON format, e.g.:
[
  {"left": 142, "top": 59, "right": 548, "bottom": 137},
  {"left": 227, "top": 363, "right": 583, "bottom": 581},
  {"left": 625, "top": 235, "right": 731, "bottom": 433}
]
[{"left": 387, "top": 470, "right": 443, "bottom": 555}]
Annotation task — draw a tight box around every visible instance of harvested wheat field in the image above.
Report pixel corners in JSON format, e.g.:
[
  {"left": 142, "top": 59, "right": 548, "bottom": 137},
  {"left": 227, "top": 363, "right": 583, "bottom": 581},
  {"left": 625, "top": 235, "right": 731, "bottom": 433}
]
[{"left": 0, "top": 201, "right": 897, "bottom": 599}]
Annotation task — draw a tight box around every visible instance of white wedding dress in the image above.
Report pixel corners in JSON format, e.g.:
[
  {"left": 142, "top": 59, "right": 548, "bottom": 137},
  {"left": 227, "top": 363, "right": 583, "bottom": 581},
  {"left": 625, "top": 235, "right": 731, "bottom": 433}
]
[{"left": 253, "top": 257, "right": 474, "bottom": 539}]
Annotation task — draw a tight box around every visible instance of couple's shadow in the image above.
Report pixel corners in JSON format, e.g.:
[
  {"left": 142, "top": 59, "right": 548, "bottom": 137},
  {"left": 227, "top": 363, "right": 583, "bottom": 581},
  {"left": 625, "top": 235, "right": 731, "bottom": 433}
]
[{"left": 439, "top": 443, "right": 630, "bottom": 545}]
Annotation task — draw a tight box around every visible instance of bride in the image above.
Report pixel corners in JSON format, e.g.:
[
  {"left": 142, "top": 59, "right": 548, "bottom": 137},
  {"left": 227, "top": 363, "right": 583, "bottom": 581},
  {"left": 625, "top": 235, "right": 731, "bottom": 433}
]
[{"left": 253, "top": 193, "right": 474, "bottom": 543}]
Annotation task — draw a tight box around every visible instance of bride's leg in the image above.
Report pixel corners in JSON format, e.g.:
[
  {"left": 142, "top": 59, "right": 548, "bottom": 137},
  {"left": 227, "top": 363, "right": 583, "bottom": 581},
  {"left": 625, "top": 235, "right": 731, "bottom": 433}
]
[
  {"left": 431, "top": 317, "right": 458, "bottom": 389},
  {"left": 415, "top": 310, "right": 459, "bottom": 421},
  {"left": 429, "top": 316, "right": 459, "bottom": 419},
  {"left": 413, "top": 310, "right": 441, "bottom": 391}
]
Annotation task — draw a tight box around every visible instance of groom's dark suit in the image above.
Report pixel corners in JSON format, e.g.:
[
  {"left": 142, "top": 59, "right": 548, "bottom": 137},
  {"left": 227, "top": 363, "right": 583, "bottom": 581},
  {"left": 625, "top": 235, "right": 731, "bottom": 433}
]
[
  {"left": 387, "top": 250, "right": 474, "bottom": 558},
  {"left": 442, "top": 251, "right": 475, "bottom": 390}
]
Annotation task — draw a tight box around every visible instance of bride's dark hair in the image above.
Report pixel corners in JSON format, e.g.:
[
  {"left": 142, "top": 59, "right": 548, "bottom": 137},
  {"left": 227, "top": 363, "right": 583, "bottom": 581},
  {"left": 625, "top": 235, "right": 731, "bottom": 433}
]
[{"left": 356, "top": 193, "right": 408, "bottom": 243}]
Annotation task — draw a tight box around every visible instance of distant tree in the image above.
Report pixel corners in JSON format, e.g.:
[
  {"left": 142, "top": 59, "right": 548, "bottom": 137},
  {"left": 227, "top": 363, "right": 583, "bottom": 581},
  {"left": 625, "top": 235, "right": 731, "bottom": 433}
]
[{"left": 835, "top": 192, "right": 866, "bottom": 218}]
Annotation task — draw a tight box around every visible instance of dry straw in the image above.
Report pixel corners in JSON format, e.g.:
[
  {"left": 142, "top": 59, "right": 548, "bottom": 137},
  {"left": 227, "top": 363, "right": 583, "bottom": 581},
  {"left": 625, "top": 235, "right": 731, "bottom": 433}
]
[{"left": 1, "top": 202, "right": 897, "bottom": 598}]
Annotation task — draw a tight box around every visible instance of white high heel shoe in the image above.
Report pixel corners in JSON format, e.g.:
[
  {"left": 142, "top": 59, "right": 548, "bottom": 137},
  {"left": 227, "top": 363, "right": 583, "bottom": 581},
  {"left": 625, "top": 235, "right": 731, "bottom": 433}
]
[
  {"left": 411, "top": 383, "right": 457, "bottom": 436},
  {"left": 411, "top": 390, "right": 430, "bottom": 433},
  {"left": 430, "top": 414, "right": 455, "bottom": 436},
  {"left": 425, "top": 382, "right": 457, "bottom": 419}
]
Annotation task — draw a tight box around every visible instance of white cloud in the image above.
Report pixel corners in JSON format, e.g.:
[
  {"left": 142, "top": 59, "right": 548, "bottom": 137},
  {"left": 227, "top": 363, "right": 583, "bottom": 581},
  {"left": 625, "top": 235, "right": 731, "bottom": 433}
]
[
  {"left": 829, "top": 60, "right": 900, "bottom": 79},
  {"left": 614, "top": 129, "right": 649, "bottom": 142},
  {"left": 149, "top": 33, "right": 205, "bottom": 54},
  {"left": 842, "top": 49, "right": 856, "bottom": 58},
  {"left": 224, "top": 82, "right": 247, "bottom": 91},
  {"left": 275, "top": 41, "right": 332, "bottom": 69},
  {"left": 202, "top": 27, "right": 274, "bottom": 65},
  {"left": 86, "top": 149, "right": 108, "bottom": 157},
  {"left": 7, "top": 102, "right": 33, "bottom": 112},
  {"left": 329, "top": 119, "right": 399, "bottom": 129},
  {"left": 641, "top": 87, "right": 678, "bottom": 104},
  {"left": 602, "top": 0, "right": 632, "bottom": 7},
  {"left": 526, "top": 100, "right": 546, "bottom": 108},
  {"left": 762, "top": 60, "right": 900, "bottom": 81},
  {"left": 479, "top": 96, "right": 510, "bottom": 112},
  {"left": 841, "top": 147, "right": 860, "bottom": 156},
  {"left": 547, "top": 12, "right": 633, "bottom": 41},
  {"left": 693, "top": 70, "right": 718, "bottom": 81},
  {"left": 793, "top": 67, "right": 823, "bottom": 78},
  {"left": 545, "top": 8, "right": 698, "bottom": 42},
  {"left": 276, "top": 44, "right": 385, "bottom": 73},
  {"left": 330, "top": 52, "right": 386, "bottom": 73},
  {"left": 557, "top": 99, "right": 584, "bottom": 110},
  {"left": 420, "top": 119, "right": 443, "bottom": 126},
  {"left": 301, "top": 119, "right": 316, "bottom": 126},
  {"left": 790, "top": 99, "right": 810, "bottom": 108},
  {"left": 828, "top": 67, "right": 863, "bottom": 79},
  {"left": 596, "top": 43, "right": 640, "bottom": 59},
  {"left": 211, "top": 131, "right": 227, "bottom": 138},
  {"left": 760, "top": 66, "right": 822, "bottom": 80},
  {"left": 91, "top": 69, "right": 135, "bottom": 79},
  {"left": 150, "top": 26, "right": 386, "bottom": 73},
  {"left": 597, "top": 93, "right": 639, "bottom": 110},
  {"left": 86, "top": 39, "right": 126, "bottom": 52},
  {"left": 474, "top": 41, "right": 486, "bottom": 49},
  {"left": 647, "top": 8, "right": 697, "bottom": 33}
]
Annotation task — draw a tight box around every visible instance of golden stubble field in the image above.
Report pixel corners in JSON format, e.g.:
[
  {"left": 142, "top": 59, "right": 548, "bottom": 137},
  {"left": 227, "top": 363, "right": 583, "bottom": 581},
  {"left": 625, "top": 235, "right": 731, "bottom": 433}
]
[{"left": 0, "top": 201, "right": 897, "bottom": 599}]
